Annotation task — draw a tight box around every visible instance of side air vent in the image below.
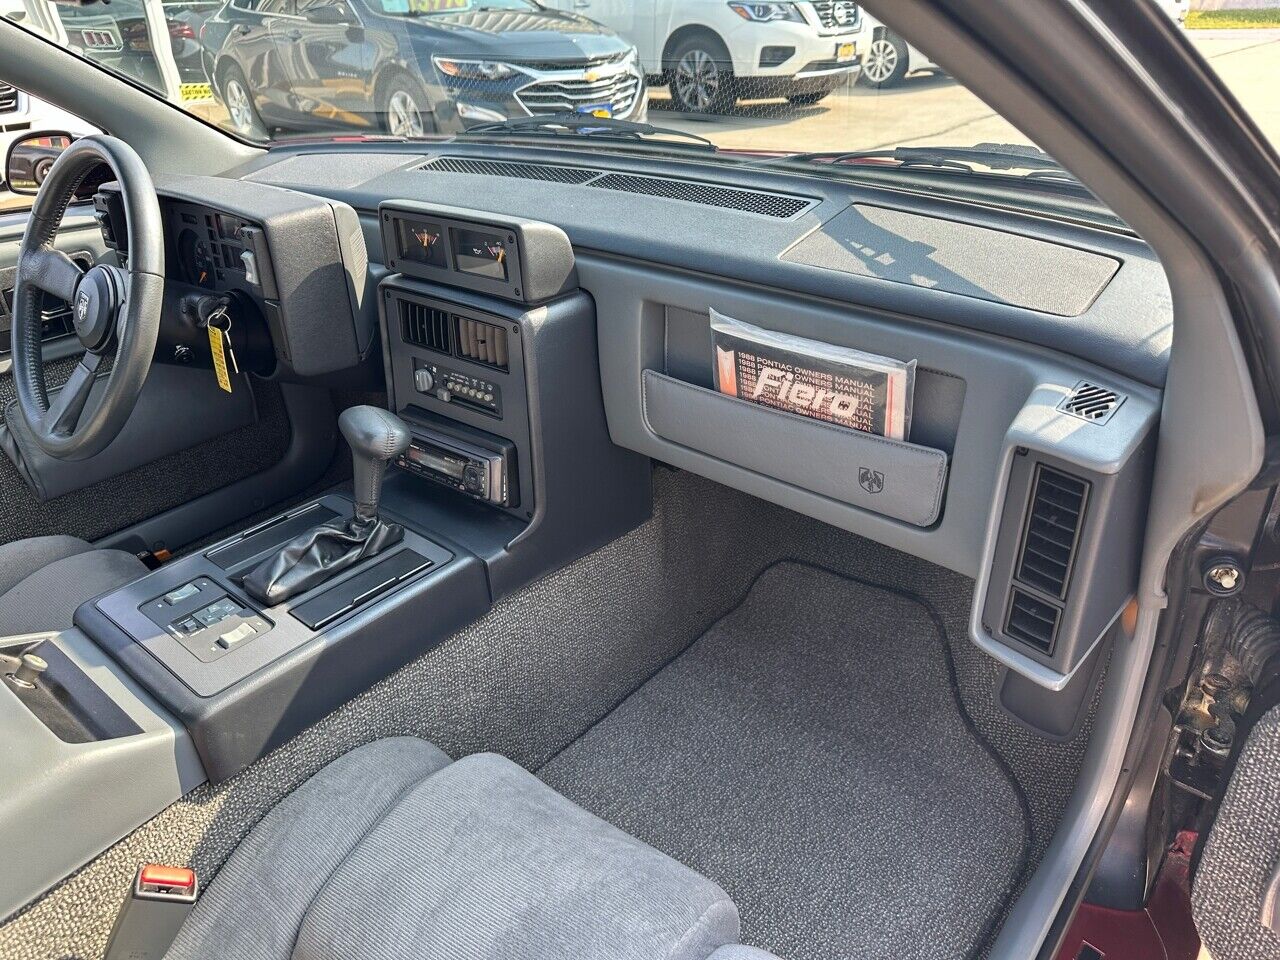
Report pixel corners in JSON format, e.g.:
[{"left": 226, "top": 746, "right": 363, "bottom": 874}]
[
  {"left": 422, "top": 157, "right": 601, "bottom": 185},
  {"left": 1004, "top": 588, "right": 1060, "bottom": 655},
  {"left": 1017, "top": 466, "right": 1089, "bottom": 601},
  {"left": 400, "top": 300, "right": 451, "bottom": 354},
  {"left": 418, "top": 156, "right": 815, "bottom": 220},
  {"left": 1059, "top": 381, "right": 1124, "bottom": 424},
  {"left": 455, "top": 315, "right": 509, "bottom": 371}
]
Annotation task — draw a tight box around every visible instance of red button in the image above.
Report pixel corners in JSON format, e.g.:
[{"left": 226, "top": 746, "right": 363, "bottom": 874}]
[{"left": 139, "top": 865, "right": 195, "bottom": 891}]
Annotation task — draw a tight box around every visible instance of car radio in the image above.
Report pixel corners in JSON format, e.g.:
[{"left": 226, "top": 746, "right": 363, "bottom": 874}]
[{"left": 396, "top": 426, "right": 516, "bottom": 507}]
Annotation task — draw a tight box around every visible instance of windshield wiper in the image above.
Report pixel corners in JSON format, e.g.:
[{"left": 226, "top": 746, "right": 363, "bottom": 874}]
[
  {"left": 755, "top": 142, "right": 1079, "bottom": 183},
  {"left": 458, "top": 114, "right": 718, "bottom": 151}
]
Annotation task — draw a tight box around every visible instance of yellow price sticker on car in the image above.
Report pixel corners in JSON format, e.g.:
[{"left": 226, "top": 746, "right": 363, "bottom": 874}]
[{"left": 837, "top": 42, "right": 856, "bottom": 61}]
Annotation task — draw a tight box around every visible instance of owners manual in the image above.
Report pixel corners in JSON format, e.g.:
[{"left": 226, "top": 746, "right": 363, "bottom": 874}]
[{"left": 711, "top": 309, "right": 916, "bottom": 441}]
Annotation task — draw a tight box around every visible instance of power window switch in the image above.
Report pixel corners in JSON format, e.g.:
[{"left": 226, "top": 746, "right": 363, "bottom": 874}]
[{"left": 217, "top": 622, "right": 256, "bottom": 649}]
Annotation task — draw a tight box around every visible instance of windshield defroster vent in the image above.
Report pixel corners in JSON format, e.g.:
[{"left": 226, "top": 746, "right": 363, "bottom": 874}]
[
  {"left": 418, "top": 156, "right": 816, "bottom": 219},
  {"left": 423, "top": 157, "right": 601, "bottom": 185},
  {"left": 1059, "top": 381, "right": 1124, "bottom": 424}
]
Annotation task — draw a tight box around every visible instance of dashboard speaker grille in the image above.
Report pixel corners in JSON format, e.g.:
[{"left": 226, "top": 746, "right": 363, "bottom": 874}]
[
  {"left": 455, "top": 315, "right": 509, "bottom": 371},
  {"left": 1004, "top": 588, "right": 1060, "bottom": 655},
  {"left": 419, "top": 156, "right": 815, "bottom": 219},
  {"left": 400, "top": 300, "right": 451, "bottom": 354},
  {"left": 1017, "top": 465, "right": 1088, "bottom": 601},
  {"left": 421, "top": 157, "right": 601, "bottom": 184},
  {"left": 1059, "top": 381, "right": 1124, "bottom": 424}
]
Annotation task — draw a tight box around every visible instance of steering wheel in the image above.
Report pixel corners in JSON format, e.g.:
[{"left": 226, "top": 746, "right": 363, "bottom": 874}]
[{"left": 12, "top": 135, "right": 163, "bottom": 461}]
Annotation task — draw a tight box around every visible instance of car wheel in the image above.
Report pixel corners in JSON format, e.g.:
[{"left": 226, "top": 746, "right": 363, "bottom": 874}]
[
  {"left": 380, "top": 75, "right": 435, "bottom": 138},
  {"left": 32, "top": 157, "right": 56, "bottom": 186},
  {"left": 219, "top": 64, "right": 267, "bottom": 139},
  {"left": 861, "top": 32, "right": 909, "bottom": 88},
  {"left": 668, "top": 36, "right": 736, "bottom": 115},
  {"left": 788, "top": 90, "right": 833, "bottom": 106}
]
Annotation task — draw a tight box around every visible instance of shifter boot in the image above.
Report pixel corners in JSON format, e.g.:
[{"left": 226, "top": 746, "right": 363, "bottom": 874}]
[
  {"left": 241, "top": 406, "right": 412, "bottom": 607},
  {"left": 241, "top": 514, "right": 404, "bottom": 607}
]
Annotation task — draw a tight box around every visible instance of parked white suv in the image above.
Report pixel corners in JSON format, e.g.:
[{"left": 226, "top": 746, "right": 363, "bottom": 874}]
[
  {"left": 544, "top": 1, "right": 862, "bottom": 114},
  {"left": 855, "top": 11, "right": 940, "bottom": 88}
]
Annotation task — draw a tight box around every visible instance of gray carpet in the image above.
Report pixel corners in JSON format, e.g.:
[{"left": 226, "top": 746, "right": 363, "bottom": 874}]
[
  {"left": 540, "top": 562, "right": 1031, "bottom": 960},
  {"left": 0, "top": 468, "right": 1089, "bottom": 960}
]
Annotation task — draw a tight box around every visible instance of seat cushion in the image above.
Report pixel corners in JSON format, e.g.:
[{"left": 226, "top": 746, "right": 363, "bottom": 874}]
[
  {"left": 0, "top": 538, "right": 146, "bottom": 636},
  {"left": 293, "top": 752, "right": 740, "bottom": 960},
  {"left": 166, "top": 737, "right": 454, "bottom": 960},
  {"left": 170, "top": 740, "right": 739, "bottom": 960}
]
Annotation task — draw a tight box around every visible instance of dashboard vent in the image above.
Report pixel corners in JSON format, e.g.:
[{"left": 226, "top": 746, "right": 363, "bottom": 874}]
[
  {"left": 589, "top": 172, "right": 812, "bottom": 219},
  {"left": 1059, "top": 381, "right": 1124, "bottom": 424},
  {"left": 455, "top": 315, "right": 509, "bottom": 371},
  {"left": 1017, "top": 466, "right": 1088, "bottom": 601},
  {"left": 422, "top": 157, "right": 601, "bottom": 185},
  {"left": 418, "top": 156, "right": 816, "bottom": 220},
  {"left": 400, "top": 300, "right": 451, "bottom": 355},
  {"left": 1005, "top": 588, "right": 1060, "bottom": 655}
]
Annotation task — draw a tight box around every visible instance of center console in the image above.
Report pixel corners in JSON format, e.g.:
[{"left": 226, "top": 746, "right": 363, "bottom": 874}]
[{"left": 1, "top": 203, "right": 653, "bottom": 915}]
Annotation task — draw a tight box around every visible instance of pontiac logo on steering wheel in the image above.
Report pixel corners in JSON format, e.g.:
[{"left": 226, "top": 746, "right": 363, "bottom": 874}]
[{"left": 76, "top": 292, "right": 91, "bottom": 324}]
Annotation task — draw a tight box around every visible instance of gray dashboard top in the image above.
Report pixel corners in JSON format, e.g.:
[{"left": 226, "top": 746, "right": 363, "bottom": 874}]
[{"left": 231, "top": 143, "right": 1172, "bottom": 387}]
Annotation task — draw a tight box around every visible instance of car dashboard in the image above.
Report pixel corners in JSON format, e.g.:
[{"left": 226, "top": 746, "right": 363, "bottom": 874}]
[{"left": 76, "top": 140, "right": 1169, "bottom": 762}]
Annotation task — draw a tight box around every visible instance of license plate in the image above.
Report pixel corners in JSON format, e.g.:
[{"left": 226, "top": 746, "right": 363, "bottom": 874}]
[
  {"left": 836, "top": 42, "right": 856, "bottom": 62},
  {"left": 577, "top": 102, "right": 614, "bottom": 119}
]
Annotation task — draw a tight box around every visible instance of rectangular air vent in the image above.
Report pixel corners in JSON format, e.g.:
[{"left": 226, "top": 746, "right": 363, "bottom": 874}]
[
  {"left": 400, "top": 300, "right": 451, "bottom": 354},
  {"left": 1016, "top": 466, "right": 1089, "bottom": 601},
  {"left": 1059, "top": 381, "right": 1124, "bottom": 424},
  {"left": 1005, "top": 588, "right": 1061, "bottom": 655},
  {"left": 419, "top": 156, "right": 816, "bottom": 220},
  {"left": 455, "top": 315, "right": 508, "bottom": 371}
]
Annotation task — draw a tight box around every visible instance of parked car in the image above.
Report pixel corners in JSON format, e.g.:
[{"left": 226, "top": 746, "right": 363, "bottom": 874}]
[
  {"left": 855, "top": 10, "right": 939, "bottom": 87},
  {"left": 543, "top": 0, "right": 862, "bottom": 114},
  {"left": 55, "top": 0, "right": 219, "bottom": 87},
  {"left": 1157, "top": 0, "right": 1190, "bottom": 25},
  {"left": 200, "top": 0, "right": 646, "bottom": 139},
  {"left": 0, "top": 82, "right": 96, "bottom": 191}
]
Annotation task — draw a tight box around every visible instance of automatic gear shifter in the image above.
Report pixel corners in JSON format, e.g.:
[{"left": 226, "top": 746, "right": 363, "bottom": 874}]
[{"left": 242, "top": 407, "right": 411, "bottom": 606}]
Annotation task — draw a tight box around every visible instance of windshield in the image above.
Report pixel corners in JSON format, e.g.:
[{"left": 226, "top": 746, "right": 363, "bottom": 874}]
[{"left": 1, "top": 0, "right": 1277, "bottom": 213}]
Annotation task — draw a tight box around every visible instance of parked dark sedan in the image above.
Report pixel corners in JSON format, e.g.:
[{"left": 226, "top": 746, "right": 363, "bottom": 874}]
[{"left": 200, "top": 0, "right": 647, "bottom": 139}]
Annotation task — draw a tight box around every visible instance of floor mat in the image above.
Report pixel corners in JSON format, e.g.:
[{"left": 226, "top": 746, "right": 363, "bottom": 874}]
[{"left": 539, "top": 562, "right": 1030, "bottom": 960}]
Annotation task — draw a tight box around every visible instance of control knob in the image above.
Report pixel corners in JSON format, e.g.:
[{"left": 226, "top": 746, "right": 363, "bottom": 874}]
[{"left": 413, "top": 368, "right": 435, "bottom": 394}]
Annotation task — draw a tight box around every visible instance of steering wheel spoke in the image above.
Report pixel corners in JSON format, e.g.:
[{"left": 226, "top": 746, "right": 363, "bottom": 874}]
[
  {"left": 22, "top": 247, "right": 84, "bottom": 303},
  {"left": 45, "top": 352, "right": 103, "bottom": 439}
]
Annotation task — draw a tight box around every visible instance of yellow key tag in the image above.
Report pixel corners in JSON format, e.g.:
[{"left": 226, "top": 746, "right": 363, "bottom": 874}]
[{"left": 208, "top": 325, "right": 233, "bottom": 394}]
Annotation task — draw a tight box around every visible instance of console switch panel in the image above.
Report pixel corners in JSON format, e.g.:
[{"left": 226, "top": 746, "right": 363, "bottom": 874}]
[{"left": 140, "top": 578, "right": 272, "bottom": 664}]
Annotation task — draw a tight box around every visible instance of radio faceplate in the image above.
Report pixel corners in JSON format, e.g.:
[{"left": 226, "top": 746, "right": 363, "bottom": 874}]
[{"left": 396, "top": 423, "right": 517, "bottom": 508}]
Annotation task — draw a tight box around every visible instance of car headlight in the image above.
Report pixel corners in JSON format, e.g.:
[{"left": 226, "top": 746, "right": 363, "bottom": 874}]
[
  {"left": 433, "top": 57, "right": 519, "bottom": 81},
  {"left": 728, "top": 1, "right": 804, "bottom": 23}
]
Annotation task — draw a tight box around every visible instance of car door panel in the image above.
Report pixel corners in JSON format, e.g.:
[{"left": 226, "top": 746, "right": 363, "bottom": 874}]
[{"left": 272, "top": 0, "right": 371, "bottom": 129}]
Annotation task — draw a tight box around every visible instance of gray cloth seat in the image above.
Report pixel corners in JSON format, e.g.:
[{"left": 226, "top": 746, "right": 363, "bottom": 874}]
[
  {"left": 167, "top": 737, "right": 747, "bottom": 960},
  {"left": 0, "top": 535, "right": 146, "bottom": 637}
]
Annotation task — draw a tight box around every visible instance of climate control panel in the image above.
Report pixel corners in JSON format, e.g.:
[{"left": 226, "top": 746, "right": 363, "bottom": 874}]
[{"left": 412, "top": 359, "right": 503, "bottom": 417}]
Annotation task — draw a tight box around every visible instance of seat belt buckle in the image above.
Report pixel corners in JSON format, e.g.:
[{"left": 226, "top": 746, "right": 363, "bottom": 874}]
[{"left": 104, "top": 864, "right": 198, "bottom": 960}]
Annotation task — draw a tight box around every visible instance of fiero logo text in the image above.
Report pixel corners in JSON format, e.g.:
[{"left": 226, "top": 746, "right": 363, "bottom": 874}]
[{"left": 750, "top": 366, "right": 862, "bottom": 421}]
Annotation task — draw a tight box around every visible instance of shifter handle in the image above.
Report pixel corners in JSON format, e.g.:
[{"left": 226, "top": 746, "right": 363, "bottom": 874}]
[{"left": 340, "top": 406, "right": 410, "bottom": 521}]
